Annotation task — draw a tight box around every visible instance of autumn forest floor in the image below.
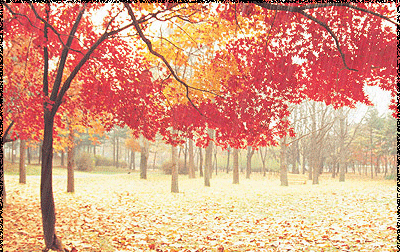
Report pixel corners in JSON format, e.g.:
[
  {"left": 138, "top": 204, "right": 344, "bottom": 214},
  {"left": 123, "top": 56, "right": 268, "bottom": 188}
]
[{"left": 3, "top": 169, "right": 396, "bottom": 252}]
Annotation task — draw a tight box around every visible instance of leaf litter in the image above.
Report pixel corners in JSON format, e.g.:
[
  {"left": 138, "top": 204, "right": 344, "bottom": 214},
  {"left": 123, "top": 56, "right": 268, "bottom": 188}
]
[{"left": 3, "top": 172, "right": 396, "bottom": 251}]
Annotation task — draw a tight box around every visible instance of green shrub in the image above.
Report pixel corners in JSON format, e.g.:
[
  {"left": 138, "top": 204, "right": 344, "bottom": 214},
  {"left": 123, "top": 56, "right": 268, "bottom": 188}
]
[
  {"left": 161, "top": 160, "right": 187, "bottom": 175},
  {"left": 385, "top": 174, "right": 396, "bottom": 180},
  {"left": 76, "top": 152, "right": 94, "bottom": 171},
  {"left": 94, "top": 155, "right": 114, "bottom": 166}
]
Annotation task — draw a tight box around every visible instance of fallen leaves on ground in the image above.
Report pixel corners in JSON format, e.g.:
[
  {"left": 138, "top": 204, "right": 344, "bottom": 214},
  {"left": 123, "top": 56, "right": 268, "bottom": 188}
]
[{"left": 3, "top": 172, "right": 397, "bottom": 251}]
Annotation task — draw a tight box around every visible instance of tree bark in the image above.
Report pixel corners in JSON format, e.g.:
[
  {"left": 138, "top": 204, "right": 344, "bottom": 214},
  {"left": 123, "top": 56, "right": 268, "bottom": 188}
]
[
  {"left": 140, "top": 136, "right": 149, "bottom": 179},
  {"left": 27, "top": 146, "right": 31, "bottom": 164},
  {"left": 188, "top": 139, "right": 195, "bottom": 178},
  {"left": 204, "top": 129, "right": 214, "bottom": 187},
  {"left": 226, "top": 147, "right": 230, "bottom": 173},
  {"left": 67, "top": 128, "right": 75, "bottom": 193},
  {"left": 11, "top": 141, "right": 16, "bottom": 164},
  {"left": 116, "top": 135, "right": 119, "bottom": 168},
  {"left": 246, "top": 146, "right": 254, "bottom": 179},
  {"left": 60, "top": 150, "right": 65, "bottom": 167},
  {"left": 338, "top": 108, "right": 346, "bottom": 182},
  {"left": 171, "top": 145, "right": 179, "bottom": 193},
  {"left": 199, "top": 147, "right": 203, "bottom": 177},
  {"left": 259, "top": 147, "right": 268, "bottom": 176},
  {"left": 233, "top": 148, "right": 239, "bottom": 184},
  {"left": 280, "top": 136, "right": 288, "bottom": 186},
  {"left": 41, "top": 113, "right": 61, "bottom": 249},
  {"left": 19, "top": 139, "right": 27, "bottom": 184},
  {"left": 2, "top": 145, "right": 6, "bottom": 207},
  {"left": 131, "top": 151, "right": 135, "bottom": 170},
  {"left": 311, "top": 102, "right": 319, "bottom": 185}
]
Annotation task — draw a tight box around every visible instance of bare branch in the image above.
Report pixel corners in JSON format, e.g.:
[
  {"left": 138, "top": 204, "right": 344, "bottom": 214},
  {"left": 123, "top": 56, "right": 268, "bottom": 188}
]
[
  {"left": 124, "top": 3, "right": 221, "bottom": 117},
  {"left": 298, "top": 10, "right": 357, "bottom": 72}
]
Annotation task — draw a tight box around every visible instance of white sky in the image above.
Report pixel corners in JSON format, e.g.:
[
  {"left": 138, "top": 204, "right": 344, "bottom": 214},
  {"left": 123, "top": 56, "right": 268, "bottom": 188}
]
[{"left": 348, "top": 85, "right": 393, "bottom": 123}]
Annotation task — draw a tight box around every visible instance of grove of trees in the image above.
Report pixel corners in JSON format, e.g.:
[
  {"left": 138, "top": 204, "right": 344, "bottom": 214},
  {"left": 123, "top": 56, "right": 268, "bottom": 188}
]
[{"left": 3, "top": 2, "right": 397, "bottom": 251}]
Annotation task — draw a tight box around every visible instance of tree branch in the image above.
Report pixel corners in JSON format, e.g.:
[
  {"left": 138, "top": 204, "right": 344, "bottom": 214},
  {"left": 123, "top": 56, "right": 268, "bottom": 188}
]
[
  {"left": 254, "top": 2, "right": 397, "bottom": 70},
  {"left": 298, "top": 10, "right": 357, "bottom": 72},
  {"left": 49, "top": 4, "right": 87, "bottom": 104},
  {"left": 2, "top": 121, "right": 15, "bottom": 144},
  {"left": 124, "top": 3, "right": 220, "bottom": 117}
]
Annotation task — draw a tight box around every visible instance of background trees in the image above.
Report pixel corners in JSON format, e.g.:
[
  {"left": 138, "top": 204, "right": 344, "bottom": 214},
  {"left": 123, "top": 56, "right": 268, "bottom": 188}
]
[{"left": 3, "top": 2, "right": 397, "bottom": 251}]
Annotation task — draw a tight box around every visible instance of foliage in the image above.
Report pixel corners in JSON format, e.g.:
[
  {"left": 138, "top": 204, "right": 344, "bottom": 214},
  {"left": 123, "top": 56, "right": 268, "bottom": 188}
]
[
  {"left": 94, "top": 155, "right": 113, "bottom": 167},
  {"left": 75, "top": 152, "right": 94, "bottom": 171},
  {"left": 161, "top": 159, "right": 187, "bottom": 175},
  {"left": 3, "top": 2, "right": 397, "bottom": 249},
  {"left": 3, "top": 173, "right": 396, "bottom": 251}
]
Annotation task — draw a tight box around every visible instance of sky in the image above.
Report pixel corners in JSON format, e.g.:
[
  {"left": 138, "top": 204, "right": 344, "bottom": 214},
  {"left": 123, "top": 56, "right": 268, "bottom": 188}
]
[{"left": 348, "top": 85, "right": 393, "bottom": 123}]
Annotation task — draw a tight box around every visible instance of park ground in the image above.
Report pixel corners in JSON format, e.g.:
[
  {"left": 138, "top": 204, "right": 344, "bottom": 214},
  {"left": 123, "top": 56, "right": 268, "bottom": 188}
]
[{"left": 3, "top": 167, "right": 397, "bottom": 251}]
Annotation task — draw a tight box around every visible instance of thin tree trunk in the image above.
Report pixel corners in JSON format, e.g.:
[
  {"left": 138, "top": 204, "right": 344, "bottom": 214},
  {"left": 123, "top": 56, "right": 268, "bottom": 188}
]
[
  {"left": 140, "top": 136, "right": 149, "bottom": 179},
  {"left": 311, "top": 102, "right": 319, "bottom": 184},
  {"left": 199, "top": 147, "right": 203, "bottom": 177},
  {"left": 153, "top": 151, "right": 157, "bottom": 170},
  {"left": 171, "top": 145, "right": 179, "bottom": 193},
  {"left": 339, "top": 108, "right": 346, "bottom": 182},
  {"left": 370, "top": 126, "right": 373, "bottom": 179},
  {"left": 131, "top": 151, "right": 135, "bottom": 170},
  {"left": 60, "top": 150, "right": 65, "bottom": 167},
  {"left": 113, "top": 132, "right": 116, "bottom": 167},
  {"left": 188, "top": 139, "right": 195, "bottom": 178},
  {"left": 280, "top": 136, "right": 288, "bottom": 186},
  {"left": 2, "top": 145, "right": 7, "bottom": 207},
  {"left": 246, "top": 146, "right": 254, "bottom": 179},
  {"left": 259, "top": 147, "right": 267, "bottom": 176},
  {"left": 27, "top": 146, "right": 31, "bottom": 164},
  {"left": 214, "top": 148, "right": 218, "bottom": 176},
  {"left": 11, "top": 141, "right": 16, "bottom": 164},
  {"left": 204, "top": 129, "right": 214, "bottom": 187},
  {"left": 67, "top": 128, "right": 75, "bottom": 193},
  {"left": 116, "top": 136, "right": 119, "bottom": 168},
  {"left": 19, "top": 139, "right": 27, "bottom": 184},
  {"left": 233, "top": 148, "right": 239, "bottom": 184},
  {"left": 226, "top": 147, "right": 230, "bottom": 174}
]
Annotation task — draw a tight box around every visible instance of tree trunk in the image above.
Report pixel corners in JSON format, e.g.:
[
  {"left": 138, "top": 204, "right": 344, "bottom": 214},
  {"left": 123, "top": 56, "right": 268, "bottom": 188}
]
[
  {"left": 370, "top": 126, "right": 373, "bottom": 179},
  {"left": 233, "top": 148, "right": 239, "bottom": 184},
  {"left": 188, "top": 139, "right": 195, "bottom": 178},
  {"left": 60, "top": 150, "right": 65, "bottom": 167},
  {"left": 280, "top": 136, "right": 288, "bottom": 186},
  {"left": 140, "top": 136, "right": 149, "bottom": 179},
  {"left": 131, "top": 151, "right": 135, "bottom": 170},
  {"left": 199, "top": 147, "right": 203, "bottom": 177},
  {"left": 27, "top": 146, "right": 31, "bottom": 164},
  {"left": 67, "top": 128, "right": 75, "bottom": 193},
  {"left": 171, "top": 145, "right": 179, "bottom": 193},
  {"left": 41, "top": 114, "right": 62, "bottom": 249},
  {"left": 226, "top": 147, "right": 230, "bottom": 173},
  {"left": 11, "top": 141, "right": 16, "bottom": 164},
  {"left": 39, "top": 143, "right": 42, "bottom": 165},
  {"left": 153, "top": 151, "right": 157, "bottom": 170},
  {"left": 204, "top": 129, "right": 214, "bottom": 187},
  {"left": 311, "top": 102, "right": 319, "bottom": 184},
  {"left": 259, "top": 147, "right": 267, "bottom": 177},
  {"left": 2, "top": 145, "right": 6, "bottom": 207},
  {"left": 19, "top": 139, "right": 27, "bottom": 184},
  {"left": 116, "top": 136, "right": 119, "bottom": 168},
  {"left": 246, "top": 146, "right": 255, "bottom": 179},
  {"left": 338, "top": 108, "right": 346, "bottom": 182}
]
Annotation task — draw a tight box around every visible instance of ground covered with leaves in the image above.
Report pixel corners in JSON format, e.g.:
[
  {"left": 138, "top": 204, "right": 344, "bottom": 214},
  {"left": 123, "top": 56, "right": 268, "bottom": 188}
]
[{"left": 3, "top": 170, "right": 396, "bottom": 251}]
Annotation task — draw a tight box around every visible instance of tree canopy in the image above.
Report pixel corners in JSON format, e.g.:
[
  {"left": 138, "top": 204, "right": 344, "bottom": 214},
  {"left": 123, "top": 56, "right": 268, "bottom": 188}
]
[{"left": 3, "top": 2, "right": 397, "bottom": 250}]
